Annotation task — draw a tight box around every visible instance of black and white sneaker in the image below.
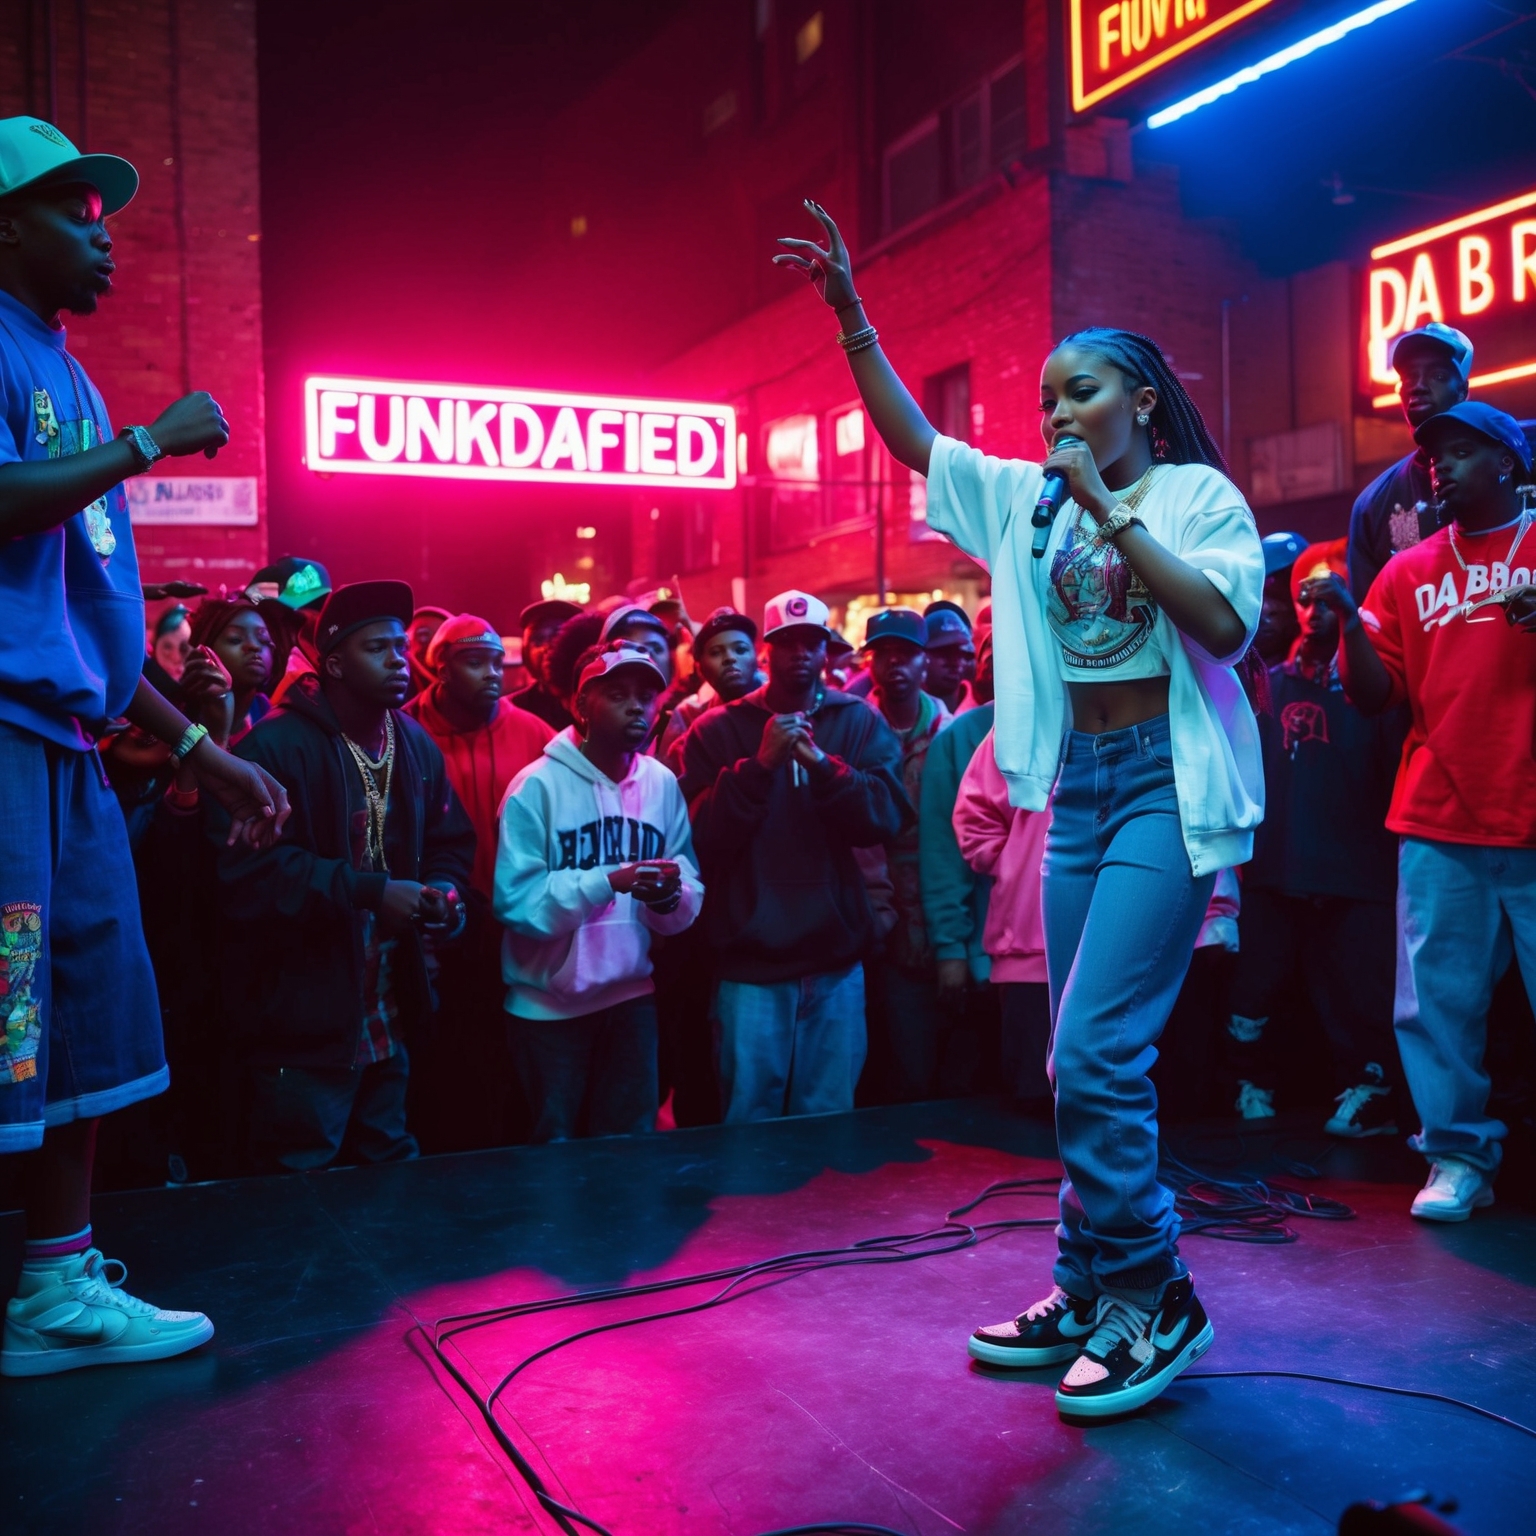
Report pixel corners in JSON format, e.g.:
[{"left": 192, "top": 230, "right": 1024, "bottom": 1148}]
[
  {"left": 1053, "top": 1274, "right": 1213, "bottom": 1420},
  {"left": 968, "top": 1285, "right": 1098, "bottom": 1368},
  {"left": 1325, "top": 1064, "right": 1398, "bottom": 1139}
]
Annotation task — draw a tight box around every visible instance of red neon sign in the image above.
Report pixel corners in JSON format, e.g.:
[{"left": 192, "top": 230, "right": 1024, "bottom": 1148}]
[
  {"left": 304, "top": 377, "right": 737, "bottom": 489},
  {"left": 1363, "top": 187, "right": 1536, "bottom": 408},
  {"left": 1069, "top": 0, "right": 1277, "bottom": 114}
]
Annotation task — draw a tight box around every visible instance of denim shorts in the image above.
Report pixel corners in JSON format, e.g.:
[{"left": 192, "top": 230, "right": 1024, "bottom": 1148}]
[{"left": 0, "top": 721, "right": 167, "bottom": 1152}]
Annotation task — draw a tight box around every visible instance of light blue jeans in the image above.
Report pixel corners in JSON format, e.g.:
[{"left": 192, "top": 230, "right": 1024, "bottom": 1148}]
[
  {"left": 1396, "top": 837, "right": 1536, "bottom": 1175},
  {"left": 1041, "top": 715, "right": 1215, "bottom": 1303},
  {"left": 713, "top": 965, "right": 866, "bottom": 1122}
]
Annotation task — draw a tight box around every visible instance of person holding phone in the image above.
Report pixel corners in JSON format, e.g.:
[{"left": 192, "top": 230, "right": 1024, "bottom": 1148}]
[
  {"left": 495, "top": 641, "right": 703, "bottom": 1142},
  {"left": 774, "top": 203, "right": 1264, "bottom": 1419}
]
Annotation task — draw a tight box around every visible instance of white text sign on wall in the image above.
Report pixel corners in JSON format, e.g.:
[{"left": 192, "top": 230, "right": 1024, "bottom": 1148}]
[
  {"left": 126, "top": 477, "right": 259, "bottom": 526},
  {"left": 304, "top": 377, "right": 737, "bottom": 490}
]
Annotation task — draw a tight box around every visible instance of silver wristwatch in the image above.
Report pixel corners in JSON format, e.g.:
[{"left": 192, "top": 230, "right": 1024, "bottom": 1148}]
[{"left": 118, "top": 424, "right": 165, "bottom": 473}]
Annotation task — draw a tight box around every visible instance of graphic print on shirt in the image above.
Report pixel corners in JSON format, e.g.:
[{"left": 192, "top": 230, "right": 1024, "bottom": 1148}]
[
  {"left": 1281, "top": 701, "right": 1330, "bottom": 756},
  {"left": 1047, "top": 514, "right": 1159, "bottom": 669},
  {"left": 34, "top": 387, "right": 115, "bottom": 558},
  {"left": 1409, "top": 560, "right": 1534, "bottom": 631},
  {"left": 1388, "top": 502, "right": 1424, "bottom": 557},
  {"left": 555, "top": 815, "right": 665, "bottom": 870},
  {"left": 0, "top": 902, "right": 44, "bottom": 1084}
]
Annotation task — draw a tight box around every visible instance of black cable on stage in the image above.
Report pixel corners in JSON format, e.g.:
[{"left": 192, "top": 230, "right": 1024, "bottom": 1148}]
[{"left": 416, "top": 1164, "right": 1528, "bottom": 1536}]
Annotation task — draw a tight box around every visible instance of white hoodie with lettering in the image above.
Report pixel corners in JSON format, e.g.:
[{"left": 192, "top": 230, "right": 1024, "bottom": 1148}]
[{"left": 494, "top": 728, "right": 703, "bottom": 1020}]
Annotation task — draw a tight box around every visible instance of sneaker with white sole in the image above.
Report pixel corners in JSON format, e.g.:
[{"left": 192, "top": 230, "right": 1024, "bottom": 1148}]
[
  {"left": 1325, "top": 1080, "right": 1397, "bottom": 1139},
  {"left": 1, "top": 1248, "right": 214, "bottom": 1377},
  {"left": 1054, "top": 1274, "right": 1213, "bottom": 1420},
  {"left": 968, "top": 1285, "right": 1098, "bottom": 1368},
  {"left": 1410, "top": 1159, "right": 1494, "bottom": 1223},
  {"left": 1235, "top": 1080, "right": 1275, "bottom": 1120}
]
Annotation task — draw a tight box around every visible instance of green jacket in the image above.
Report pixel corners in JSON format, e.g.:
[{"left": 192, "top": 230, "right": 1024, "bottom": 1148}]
[{"left": 919, "top": 703, "right": 995, "bottom": 983}]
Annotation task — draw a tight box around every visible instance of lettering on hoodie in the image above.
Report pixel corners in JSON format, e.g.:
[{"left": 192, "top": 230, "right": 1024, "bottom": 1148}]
[{"left": 555, "top": 816, "right": 666, "bottom": 871}]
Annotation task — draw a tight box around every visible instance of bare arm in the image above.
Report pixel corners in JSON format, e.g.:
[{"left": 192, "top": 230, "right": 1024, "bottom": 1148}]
[
  {"left": 774, "top": 201, "right": 936, "bottom": 475},
  {"left": 1302, "top": 572, "right": 1396, "bottom": 716},
  {"left": 0, "top": 391, "right": 229, "bottom": 540},
  {"left": 125, "top": 674, "right": 292, "bottom": 846}
]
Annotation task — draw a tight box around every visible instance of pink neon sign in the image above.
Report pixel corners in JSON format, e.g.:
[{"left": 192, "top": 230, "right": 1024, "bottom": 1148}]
[{"left": 304, "top": 377, "right": 737, "bottom": 489}]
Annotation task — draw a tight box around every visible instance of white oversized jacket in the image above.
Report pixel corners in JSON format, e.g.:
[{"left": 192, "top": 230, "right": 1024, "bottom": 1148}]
[{"left": 925, "top": 435, "right": 1265, "bottom": 877}]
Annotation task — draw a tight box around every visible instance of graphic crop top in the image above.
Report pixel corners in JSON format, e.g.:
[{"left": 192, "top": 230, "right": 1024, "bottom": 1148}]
[{"left": 1047, "top": 506, "right": 1172, "bottom": 679}]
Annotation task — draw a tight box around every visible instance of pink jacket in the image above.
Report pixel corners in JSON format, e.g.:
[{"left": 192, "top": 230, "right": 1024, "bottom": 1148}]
[{"left": 952, "top": 730, "right": 1050, "bottom": 984}]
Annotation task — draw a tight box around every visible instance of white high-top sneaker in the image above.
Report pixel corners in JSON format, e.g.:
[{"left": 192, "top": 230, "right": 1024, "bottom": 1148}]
[{"left": 2, "top": 1248, "right": 213, "bottom": 1377}]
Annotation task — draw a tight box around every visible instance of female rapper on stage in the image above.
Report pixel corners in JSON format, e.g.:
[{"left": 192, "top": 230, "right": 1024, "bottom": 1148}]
[{"left": 776, "top": 202, "right": 1264, "bottom": 1420}]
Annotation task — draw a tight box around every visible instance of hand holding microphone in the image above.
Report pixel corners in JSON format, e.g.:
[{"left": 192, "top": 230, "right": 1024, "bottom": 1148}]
[{"left": 1031, "top": 434, "right": 1085, "bottom": 559}]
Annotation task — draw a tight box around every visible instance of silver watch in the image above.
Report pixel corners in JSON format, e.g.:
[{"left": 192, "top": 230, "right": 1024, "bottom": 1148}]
[{"left": 118, "top": 424, "right": 164, "bottom": 473}]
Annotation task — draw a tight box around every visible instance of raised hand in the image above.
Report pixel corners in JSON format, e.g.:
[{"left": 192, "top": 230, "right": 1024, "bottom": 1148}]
[
  {"left": 149, "top": 392, "right": 230, "bottom": 460},
  {"left": 773, "top": 200, "right": 860, "bottom": 312},
  {"left": 1298, "top": 572, "right": 1359, "bottom": 627},
  {"left": 179, "top": 644, "right": 236, "bottom": 745}
]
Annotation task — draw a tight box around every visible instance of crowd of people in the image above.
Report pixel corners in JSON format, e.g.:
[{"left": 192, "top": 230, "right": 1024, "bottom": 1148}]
[{"left": 1, "top": 121, "right": 1532, "bottom": 1419}]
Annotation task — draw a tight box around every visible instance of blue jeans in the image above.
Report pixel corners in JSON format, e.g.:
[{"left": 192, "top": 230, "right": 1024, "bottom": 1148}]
[
  {"left": 512, "top": 996, "right": 658, "bottom": 1142},
  {"left": 1041, "top": 715, "right": 1215, "bottom": 1302},
  {"left": 714, "top": 965, "right": 866, "bottom": 1122},
  {"left": 1396, "top": 837, "right": 1536, "bottom": 1175},
  {"left": 0, "top": 722, "right": 167, "bottom": 1153}
]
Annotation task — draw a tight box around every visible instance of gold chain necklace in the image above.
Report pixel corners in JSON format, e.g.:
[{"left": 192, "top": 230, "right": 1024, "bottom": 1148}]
[
  {"left": 1448, "top": 510, "right": 1532, "bottom": 575},
  {"left": 1072, "top": 463, "right": 1157, "bottom": 531},
  {"left": 341, "top": 712, "right": 395, "bottom": 873}
]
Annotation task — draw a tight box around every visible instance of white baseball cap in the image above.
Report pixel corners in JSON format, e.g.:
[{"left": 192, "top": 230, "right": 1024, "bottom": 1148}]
[
  {"left": 576, "top": 641, "right": 668, "bottom": 695},
  {"left": 762, "top": 589, "right": 831, "bottom": 639},
  {"left": 0, "top": 117, "right": 138, "bottom": 215}
]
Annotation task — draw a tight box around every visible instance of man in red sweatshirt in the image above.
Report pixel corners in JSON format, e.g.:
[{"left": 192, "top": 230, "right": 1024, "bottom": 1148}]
[{"left": 404, "top": 615, "right": 552, "bottom": 898}]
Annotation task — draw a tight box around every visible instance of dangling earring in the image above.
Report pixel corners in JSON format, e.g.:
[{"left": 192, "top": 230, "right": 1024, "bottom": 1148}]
[{"left": 1500, "top": 473, "right": 1511, "bottom": 484}]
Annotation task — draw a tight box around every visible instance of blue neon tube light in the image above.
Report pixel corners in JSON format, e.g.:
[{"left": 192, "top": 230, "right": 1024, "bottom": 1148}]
[{"left": 1146, "top": 0, "right": 1419, "bottom": 128}]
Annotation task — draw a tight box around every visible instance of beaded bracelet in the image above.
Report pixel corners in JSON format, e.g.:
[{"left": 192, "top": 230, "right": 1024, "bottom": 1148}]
[{"left": 836, "top": 324, "right": 879, "bottom": 353}]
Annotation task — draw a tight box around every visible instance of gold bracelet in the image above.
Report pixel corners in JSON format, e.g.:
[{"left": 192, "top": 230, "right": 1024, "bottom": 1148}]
[{"left": 1094, "top": 506, "right": 1144, "bottom": 545}]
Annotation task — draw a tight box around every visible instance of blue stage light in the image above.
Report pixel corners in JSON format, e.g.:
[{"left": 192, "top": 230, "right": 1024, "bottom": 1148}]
[{"left": 1146, "top": 0, "right": 1419, "bottom": 129}]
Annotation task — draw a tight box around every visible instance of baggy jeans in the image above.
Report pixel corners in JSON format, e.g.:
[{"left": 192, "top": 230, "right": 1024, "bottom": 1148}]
[
  {"left": 1395, "top": 836, "right": 1536, "bottom": 1175},
  {"left": 1041, "top": 715, "right": 1215, "bottom": 1303}
]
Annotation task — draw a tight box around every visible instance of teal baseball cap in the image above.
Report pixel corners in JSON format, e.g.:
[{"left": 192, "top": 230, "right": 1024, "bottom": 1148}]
[{"left": 0, "top": 116, "right": 138, "bottom": 215}]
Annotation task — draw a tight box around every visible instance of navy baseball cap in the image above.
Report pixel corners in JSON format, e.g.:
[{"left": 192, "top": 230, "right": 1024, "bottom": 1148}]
[
  {"left": 1414, "top": 402, "right": 1533, "bottom": 475},
  {"left": 691, "top": 607, "right": 757, "bottom": 659},
  {"left": 924, "top": 608, "right": 972, "bottom": 649},
  {"left": 863, "top": 607, "right": 928, "bottom": 649},
  {"left": 1260, "top": 531, "right": 1306, "bottom": 578}
]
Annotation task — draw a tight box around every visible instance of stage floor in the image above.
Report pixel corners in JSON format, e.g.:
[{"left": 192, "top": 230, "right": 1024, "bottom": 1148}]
[{"left": 4, "top": 1100, "right": 1534, "bottom": 1535}]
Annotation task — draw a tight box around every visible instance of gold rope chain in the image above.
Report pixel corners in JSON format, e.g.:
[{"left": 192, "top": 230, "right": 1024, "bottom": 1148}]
[{"left": 341, "top": 711, "right": 395, "bottom": 874}]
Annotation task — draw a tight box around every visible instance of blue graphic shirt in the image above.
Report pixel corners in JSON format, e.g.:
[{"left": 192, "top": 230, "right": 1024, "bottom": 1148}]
[{"left": 0, "top": 288, "right": 144, "bottom": 749}]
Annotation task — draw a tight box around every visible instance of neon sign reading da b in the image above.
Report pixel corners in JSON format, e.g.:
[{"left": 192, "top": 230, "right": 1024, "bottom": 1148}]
[{"left": 304, "top": 377, "right": 737, "bottom": 489}]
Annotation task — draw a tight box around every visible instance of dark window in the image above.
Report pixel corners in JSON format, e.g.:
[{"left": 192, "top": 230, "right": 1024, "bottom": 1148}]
[
  {"left": 924, "top": 363, "right": 972, "bottom": 444},
  {"left": 880, "top": 56, "right": 1026, "bottom": 237},
  {"left": 884, "top": 119, "right": 943, "bottom": 234},
  {"left": 654, "top": 498, "right": 718, "bottom": 575}
]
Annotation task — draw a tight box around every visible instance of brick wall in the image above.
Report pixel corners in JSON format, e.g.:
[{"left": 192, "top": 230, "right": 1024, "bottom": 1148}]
[{"left": 0, "top": 0, "right": 266, "bottom": 606}]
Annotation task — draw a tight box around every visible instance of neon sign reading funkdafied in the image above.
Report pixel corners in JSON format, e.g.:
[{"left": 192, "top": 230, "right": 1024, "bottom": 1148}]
[{"left": 304, "top": 377, "right": 737, "bottom": 489}]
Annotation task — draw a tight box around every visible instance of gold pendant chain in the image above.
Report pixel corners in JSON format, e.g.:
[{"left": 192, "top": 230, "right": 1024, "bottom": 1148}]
[
  {"left": 341, "top": 712, "right": 395, "bottom": 874},
  {"left": 1072, "top": 463, "right": 1158, "bottom": 532}
]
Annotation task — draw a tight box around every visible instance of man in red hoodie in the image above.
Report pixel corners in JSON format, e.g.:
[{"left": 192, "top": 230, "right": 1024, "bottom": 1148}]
[
  {"left": 404, "top": 614, "right": 551, "bottom": 1149},
  {"left": 404, "top": 615, "right": 553, "bottom": 897}
]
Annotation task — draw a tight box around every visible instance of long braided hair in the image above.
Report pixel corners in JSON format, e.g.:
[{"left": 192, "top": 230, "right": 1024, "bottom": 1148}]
[
  {"left": 1057, "top": 327, "right": 1228, "bottom": 475},
  {"left": 1060, "top": 327, "right": 1267, "bottom": 693}
]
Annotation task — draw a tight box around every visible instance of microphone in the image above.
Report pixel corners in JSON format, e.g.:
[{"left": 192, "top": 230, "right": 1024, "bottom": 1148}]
[{"left": 1031, "top": 435, "right": 1083, "bottom": 560}]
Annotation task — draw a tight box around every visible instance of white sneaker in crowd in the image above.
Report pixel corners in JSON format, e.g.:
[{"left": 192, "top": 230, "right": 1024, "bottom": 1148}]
[
  {"left": 1410, "top": 1159, "right": 1495, "bottom": 1224},
  {"left": 1235, "top": 1080, "right": 1275, "bottom": 1120},
  {"left": 1, "top": 1248, "right": 214, "bottom": 1377}
]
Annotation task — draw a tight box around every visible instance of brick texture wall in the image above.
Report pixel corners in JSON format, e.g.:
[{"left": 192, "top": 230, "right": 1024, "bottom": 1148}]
[{"left": 0, "top": 0, "right": 266, "bottom": 605}]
